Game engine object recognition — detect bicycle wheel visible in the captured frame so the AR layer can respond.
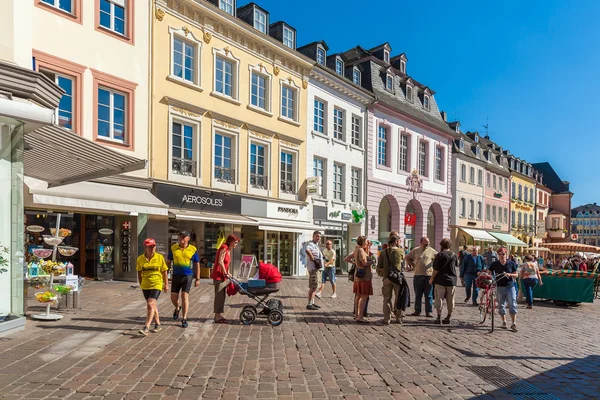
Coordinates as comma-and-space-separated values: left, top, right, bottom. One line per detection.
479, 290, 488, 324
490, 293, 495, 332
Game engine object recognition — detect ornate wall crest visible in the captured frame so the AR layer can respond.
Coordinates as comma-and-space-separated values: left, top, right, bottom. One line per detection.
155, 8, 165, 21
406, 169, 423, 198
203, 31, 212, 44
302, 80, 308, 89
182, 26, 191, 36
273, 65, 280, 76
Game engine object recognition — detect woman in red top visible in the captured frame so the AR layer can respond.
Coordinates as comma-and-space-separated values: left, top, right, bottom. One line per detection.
212, 234, 239, 323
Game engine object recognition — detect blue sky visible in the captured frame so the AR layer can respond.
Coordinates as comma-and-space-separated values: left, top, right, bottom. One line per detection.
250, 0, 599, 206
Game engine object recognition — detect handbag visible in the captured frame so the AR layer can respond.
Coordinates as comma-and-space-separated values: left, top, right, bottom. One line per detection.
355, 267, 366, 279
385, 248, 402, 286
348, 264, 356, 282
313, 258, 323, 270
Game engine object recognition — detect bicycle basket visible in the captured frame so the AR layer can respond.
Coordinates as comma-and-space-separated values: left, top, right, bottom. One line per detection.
476, 274, 493, 289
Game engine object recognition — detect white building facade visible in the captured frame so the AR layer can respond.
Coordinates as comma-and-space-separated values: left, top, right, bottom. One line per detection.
303, 62, 374, 275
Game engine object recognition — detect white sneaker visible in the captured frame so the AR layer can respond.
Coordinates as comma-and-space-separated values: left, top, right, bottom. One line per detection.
315, 292, 322, 299
331, 293, 337, 299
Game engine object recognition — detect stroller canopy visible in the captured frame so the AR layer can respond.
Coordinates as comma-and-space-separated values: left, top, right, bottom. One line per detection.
258, 262, 282, 283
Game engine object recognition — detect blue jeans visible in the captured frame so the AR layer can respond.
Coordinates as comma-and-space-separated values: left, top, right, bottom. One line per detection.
522, 278, 538, 306
413, 275, 433, 314
322, 267, 336, 283
463, 273, 479, 304
496, 285, 518, 315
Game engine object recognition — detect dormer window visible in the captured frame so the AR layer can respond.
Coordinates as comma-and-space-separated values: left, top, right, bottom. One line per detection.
459, 139, 464, 152
316, 46, 326, 65
352, 68, 361, 85
475, 146, 480, 158
400, 60, 406, 73
486, 152, 491, 163
219, 0, 234, 15
253, 9, 267, 33
499, 156, 504, 167
474, 133, 479, 143
423, 95, 430, 111
335, 57, 344, 76
282, 26, 294, 49
384, 50, 390, 63
406, 85, 413, 101
386, 74, 393, 91
455, 124, 460, 133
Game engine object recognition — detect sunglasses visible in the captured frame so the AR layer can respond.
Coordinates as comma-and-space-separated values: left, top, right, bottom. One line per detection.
498, 252, 506, 255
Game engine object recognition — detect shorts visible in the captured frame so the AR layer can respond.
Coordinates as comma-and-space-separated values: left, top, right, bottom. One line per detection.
171, 275, 193, 293
142, 289, 161, 300
322, 267, 336, 283
308, 270, 319, 290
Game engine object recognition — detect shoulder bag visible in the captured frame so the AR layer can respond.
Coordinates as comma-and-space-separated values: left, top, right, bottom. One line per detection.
385, 248, 402, 285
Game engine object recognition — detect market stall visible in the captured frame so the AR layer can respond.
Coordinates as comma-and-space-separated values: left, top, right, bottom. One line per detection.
533, 242, 600, 305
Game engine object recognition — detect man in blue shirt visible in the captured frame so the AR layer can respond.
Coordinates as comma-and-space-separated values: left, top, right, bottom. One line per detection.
459, 246, 486, 306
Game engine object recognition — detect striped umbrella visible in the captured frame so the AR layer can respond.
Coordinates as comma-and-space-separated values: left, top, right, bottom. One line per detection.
544, 242, 600, 253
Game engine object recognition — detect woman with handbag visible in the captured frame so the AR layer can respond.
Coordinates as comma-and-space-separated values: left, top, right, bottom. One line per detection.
353, 236, 374, 323
211, 234, 240, 324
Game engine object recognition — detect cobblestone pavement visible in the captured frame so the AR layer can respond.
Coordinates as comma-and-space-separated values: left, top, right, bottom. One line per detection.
1, 275, 600, 399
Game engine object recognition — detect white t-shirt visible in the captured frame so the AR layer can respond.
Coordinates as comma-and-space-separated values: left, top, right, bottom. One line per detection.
322, 248, 336, 268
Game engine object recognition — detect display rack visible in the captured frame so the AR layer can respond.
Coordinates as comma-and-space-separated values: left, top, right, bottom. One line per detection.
31, 214, 79, 321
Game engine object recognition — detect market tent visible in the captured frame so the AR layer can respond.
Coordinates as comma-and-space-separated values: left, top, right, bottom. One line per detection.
544, 242, 600, 254
488, 232, 528, 247
526, 247, 551, 252
459, 228, 497, 243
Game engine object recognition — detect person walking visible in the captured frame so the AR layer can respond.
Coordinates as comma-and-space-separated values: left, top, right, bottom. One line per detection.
378, 235, 404, 325
487, 247, 519, 331
429, 238, 458, 324
305, 231, 324, 310
211, 234, 240, 323
520, 254, 543, 309
484, 247, 498, 268
167, 231, 200, 329
316, 240, 337, 299
353, 236, 374, 323
406, 237, 438, 317
458, 245, 468, 266
136, 238, 168, 336
459, 246, 485, 306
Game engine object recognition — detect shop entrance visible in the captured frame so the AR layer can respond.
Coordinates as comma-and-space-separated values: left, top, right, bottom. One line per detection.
241, 225, 297, 276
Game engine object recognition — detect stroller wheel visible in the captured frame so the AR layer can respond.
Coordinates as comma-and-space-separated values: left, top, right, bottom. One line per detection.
267, 310, 283, 326
240, 306, 257, 325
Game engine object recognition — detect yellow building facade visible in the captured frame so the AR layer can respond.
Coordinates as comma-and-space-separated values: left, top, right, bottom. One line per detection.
510, 171, 536, 249
149, 0, 315, 276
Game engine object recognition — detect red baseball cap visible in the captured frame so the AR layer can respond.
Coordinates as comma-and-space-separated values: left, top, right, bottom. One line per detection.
143, 238, 156, 247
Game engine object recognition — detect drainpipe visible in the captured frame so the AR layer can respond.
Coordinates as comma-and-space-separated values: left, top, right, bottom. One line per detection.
147, 0, 154, 183
363, 97, 378, 236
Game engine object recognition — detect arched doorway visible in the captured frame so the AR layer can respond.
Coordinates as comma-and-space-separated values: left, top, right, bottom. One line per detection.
404, 199, 424, 250
378, 195, 400, 243
427, 203, 444, 250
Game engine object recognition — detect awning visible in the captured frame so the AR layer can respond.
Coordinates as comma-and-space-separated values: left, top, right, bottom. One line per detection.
172, 209, 257, 226
459, 228, 497, 243
25, 177, 168, 216
24, 125, 147, 187
250, 217, 318, 234
488, 232, 528, 247
544, 242, 600, 254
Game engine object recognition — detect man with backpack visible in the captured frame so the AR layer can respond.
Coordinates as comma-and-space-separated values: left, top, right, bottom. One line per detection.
377, 235, 404, 325
459, 246, 486, 306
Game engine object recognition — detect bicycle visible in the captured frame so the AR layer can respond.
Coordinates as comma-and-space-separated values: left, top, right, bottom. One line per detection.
476, 272, 505, 332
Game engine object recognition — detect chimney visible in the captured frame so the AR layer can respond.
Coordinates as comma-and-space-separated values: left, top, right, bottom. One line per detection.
440, 111, 447, 122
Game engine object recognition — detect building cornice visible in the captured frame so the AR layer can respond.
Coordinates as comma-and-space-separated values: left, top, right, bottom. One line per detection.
309, 67, 375, 105
156, 0, 314, 80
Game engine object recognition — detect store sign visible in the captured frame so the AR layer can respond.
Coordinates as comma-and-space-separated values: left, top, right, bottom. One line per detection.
99, 228, 114, 236
121, 221, 131, 272
278, 206, 298, 215
341, 213, 352, 221
571, 234, 579, 240
26, 225, 45, 233
492, 224, 502, 230
154, 183, 242, 214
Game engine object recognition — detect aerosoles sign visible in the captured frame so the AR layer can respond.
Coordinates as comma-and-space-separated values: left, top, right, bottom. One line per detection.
154, 183, 242, 214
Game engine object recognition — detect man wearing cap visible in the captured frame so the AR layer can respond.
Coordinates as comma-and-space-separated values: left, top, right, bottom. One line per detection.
136, 238, 168, 336
167, 231, 200, 328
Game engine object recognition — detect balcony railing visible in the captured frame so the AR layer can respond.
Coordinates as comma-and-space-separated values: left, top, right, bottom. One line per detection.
250, 174, 268, 189
280, 180, 296, 194
172, 158, 196, 177
215, 166, 235, 184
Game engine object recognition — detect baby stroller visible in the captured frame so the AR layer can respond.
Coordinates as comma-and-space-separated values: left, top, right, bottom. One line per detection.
230, 262, 284, 326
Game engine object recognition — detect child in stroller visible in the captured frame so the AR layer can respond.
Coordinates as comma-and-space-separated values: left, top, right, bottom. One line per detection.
230, 261, 284, 326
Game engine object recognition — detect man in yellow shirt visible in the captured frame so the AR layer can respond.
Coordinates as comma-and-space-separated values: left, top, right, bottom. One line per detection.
167, 231, 200, 328
406, 236, 438, 318
136, 238, 169, 336
316, 240, 337, 299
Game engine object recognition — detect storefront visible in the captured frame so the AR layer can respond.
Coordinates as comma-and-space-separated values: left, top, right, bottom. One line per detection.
313, 204, 364, 274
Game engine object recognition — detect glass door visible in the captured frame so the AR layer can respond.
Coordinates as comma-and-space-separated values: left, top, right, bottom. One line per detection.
279, 232, 294, 276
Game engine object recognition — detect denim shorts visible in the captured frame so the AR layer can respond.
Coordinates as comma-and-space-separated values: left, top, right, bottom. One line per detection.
322, 267, 336, 283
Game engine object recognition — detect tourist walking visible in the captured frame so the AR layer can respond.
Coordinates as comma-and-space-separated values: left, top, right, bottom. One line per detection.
353, 236, 374, 323
136, 238, 168, 336
211, 234, 239, 323
304, 231, 323, 310
520, 254, 543, 309
406, 237, 438, 317
167, 231, 200, 329
429, 238, 458, 324
377, 235, 404, 325
458, 245, 468, 266
484, 247, 498, 268
316, 240, 337, 299
487, 247, 519, 331
460, 246, 485, 306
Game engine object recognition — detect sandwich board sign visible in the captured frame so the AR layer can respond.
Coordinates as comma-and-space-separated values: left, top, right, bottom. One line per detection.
239, 254, 258, 279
